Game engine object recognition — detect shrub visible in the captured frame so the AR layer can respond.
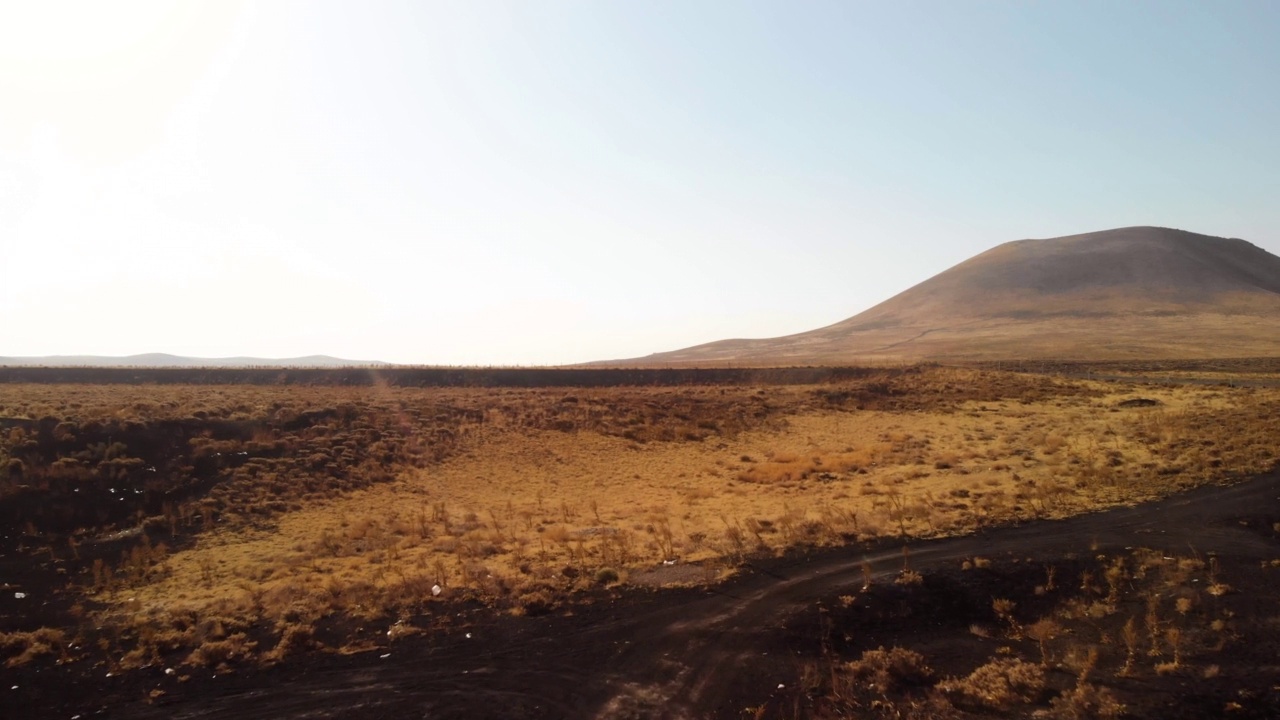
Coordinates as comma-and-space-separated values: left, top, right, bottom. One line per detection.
845, 646, 933, 692
1048, 682, 1125, 719
515, 588, 556, 616
937, 657, 1045, 710
185, 632, 257, 667
0, 627, 66, 667
261, 623, 315, 665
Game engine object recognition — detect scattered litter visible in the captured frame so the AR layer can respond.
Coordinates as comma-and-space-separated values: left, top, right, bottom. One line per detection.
105, 673, 112, 678
662, 559, 677, 566
164, 668, 175, 676
777, 683, 785, 690
380, 653, 391, 659
431, 584, 442, 596
465, 632, 472, 639
10, 686, 17, 690
13, 592, 25, 599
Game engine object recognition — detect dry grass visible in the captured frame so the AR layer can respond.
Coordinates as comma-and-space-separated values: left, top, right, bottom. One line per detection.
804, 537, 1267, 719
2, 365, 1277, 669
0, 628, 67, 667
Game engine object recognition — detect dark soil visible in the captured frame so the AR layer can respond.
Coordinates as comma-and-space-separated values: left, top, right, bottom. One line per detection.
5, 469, 1280, 719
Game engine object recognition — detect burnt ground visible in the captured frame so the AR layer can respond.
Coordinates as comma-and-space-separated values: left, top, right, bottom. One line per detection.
5, 470, 1280, 720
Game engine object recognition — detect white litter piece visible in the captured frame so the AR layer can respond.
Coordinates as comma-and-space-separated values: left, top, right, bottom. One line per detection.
431, 584, 442, 596
465, 633, 472, 639
13, 592, 25, 599
164, 668, 175, 676
777, 684, 785, 689
380, 653, 391, 659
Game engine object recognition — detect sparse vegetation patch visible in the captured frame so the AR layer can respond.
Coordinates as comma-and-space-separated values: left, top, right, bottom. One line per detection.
0, 363, 1276, 718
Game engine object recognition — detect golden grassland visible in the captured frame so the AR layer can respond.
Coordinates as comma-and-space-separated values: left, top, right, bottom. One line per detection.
1, 366, 1277, 670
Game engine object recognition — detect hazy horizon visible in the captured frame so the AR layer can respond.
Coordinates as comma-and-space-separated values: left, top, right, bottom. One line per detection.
4, 1, 1279, 365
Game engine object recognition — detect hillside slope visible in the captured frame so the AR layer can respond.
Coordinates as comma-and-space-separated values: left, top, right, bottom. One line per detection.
629, 227, 1280, 364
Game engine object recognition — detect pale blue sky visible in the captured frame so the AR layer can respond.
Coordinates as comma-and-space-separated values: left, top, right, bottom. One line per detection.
2, 1, 1278, 364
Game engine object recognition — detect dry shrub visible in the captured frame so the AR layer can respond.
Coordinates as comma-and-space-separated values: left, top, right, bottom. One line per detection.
261, 623, 315, 665
513, 583, 558, 616
0, 627, 66, 667
845, 646, 934, 693
895, 570, 924, 586
185, 632, 258, 667
937, 657, 1045, 710
1048, 682, 1125, 719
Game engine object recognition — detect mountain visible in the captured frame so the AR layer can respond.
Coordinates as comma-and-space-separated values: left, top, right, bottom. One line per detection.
628, 226, 1280, 364
0, 353, 386, 368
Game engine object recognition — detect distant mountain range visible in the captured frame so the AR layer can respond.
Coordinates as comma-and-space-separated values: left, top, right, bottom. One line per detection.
0, 353, 387, 368
619, 226, 1280, 364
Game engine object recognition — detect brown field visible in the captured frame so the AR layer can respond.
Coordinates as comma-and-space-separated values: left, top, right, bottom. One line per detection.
2, 364, 1278, 717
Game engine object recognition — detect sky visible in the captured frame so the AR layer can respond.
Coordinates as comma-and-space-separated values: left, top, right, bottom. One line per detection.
2, 1, 1279, 365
